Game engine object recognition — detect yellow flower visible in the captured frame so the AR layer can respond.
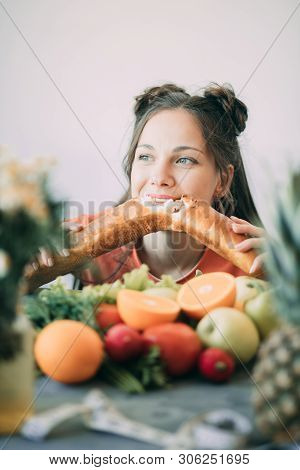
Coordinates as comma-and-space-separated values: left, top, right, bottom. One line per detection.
0, 148, 56, 221
0, 249, 11, 278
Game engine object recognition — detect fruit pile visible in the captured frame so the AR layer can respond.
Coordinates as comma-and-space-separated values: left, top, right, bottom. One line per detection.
25, 265, 280, 392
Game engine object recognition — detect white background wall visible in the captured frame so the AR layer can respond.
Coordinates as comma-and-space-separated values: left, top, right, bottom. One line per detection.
1, 0, 299, 233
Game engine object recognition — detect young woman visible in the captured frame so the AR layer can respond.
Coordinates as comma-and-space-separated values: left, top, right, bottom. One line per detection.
33, 83, 267, 286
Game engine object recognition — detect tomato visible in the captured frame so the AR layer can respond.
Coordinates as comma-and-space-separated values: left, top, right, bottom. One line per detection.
143, 323, 202, 376
95, 303, 123, 330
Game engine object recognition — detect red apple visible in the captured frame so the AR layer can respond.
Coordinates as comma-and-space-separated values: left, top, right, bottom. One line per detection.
104, 324, 143, 362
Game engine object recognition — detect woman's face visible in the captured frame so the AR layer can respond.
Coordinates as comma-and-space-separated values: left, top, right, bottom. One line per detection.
131, 109, 225, 203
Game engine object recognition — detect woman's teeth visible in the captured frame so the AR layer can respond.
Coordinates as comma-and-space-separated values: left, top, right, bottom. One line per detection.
140, 195, 172, 204
139, 195, 185, 212
153, 198, 169, 203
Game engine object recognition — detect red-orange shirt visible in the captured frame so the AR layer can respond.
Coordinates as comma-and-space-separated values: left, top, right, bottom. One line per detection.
67, 212, 263, 285
80, 243, 249, 285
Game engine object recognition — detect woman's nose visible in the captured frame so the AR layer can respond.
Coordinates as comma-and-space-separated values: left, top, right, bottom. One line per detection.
150, 174, 174, 187
150, 164, 175, 187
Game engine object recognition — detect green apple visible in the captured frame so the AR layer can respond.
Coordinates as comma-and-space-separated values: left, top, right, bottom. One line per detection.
244, 290, 280, 339
196, 307, 259, 363
143, 287, 178, 301
234, 276, 269, 311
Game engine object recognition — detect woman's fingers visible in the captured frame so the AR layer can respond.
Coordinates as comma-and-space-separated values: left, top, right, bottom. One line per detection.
37, 247, 54, 267
230, 216, 267, 274
24, 251, 50, 276
62, 221, 84, 233
27, 246, 70, 274
231, 217, 267, 272
231, 221, 265, 238
26, 220, 82, 273
58, 248, 70, 257
24, 260, 39, 275
230, 215, 250, 223
234, 237, 264, 252
250, 253, 267, 274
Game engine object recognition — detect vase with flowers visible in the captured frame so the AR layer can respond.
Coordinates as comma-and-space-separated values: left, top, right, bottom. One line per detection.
0, 147, 63, 434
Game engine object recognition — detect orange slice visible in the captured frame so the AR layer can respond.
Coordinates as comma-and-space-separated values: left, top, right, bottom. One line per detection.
117, 289, 180, 330
177, 272, 236, 319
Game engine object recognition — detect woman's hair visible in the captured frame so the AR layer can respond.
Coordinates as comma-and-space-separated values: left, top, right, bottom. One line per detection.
116, 82, 263, 227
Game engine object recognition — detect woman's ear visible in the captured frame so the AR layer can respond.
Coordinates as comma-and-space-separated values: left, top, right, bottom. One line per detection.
214, 165, 234, 198
225, 164, 234, 191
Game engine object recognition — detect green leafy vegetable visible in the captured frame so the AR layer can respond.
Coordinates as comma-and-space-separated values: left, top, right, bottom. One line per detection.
100, 359, 145, 394
23, 275, 127, 330
122, 264, 155, 291
155, 274, 181, 292
99, 346, 169, 393
23, 265, 181, 333
23, 277, 99, 329
128, 345, 169, 389
81, 279, 123, 304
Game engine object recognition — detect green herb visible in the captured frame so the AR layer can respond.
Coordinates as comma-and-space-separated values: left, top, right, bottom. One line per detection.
128, 346, 170, 389
23, 264, 183, 332
100, 358, 145, 394
99, 346, 169, 394
81, 279, 123, 304
155, 274, 181, 292
23, 278, 99, 330
122, 264, 155, 290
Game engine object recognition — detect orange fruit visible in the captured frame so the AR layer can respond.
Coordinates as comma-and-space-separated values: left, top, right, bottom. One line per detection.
34, 320, 104, 383
177, 272, 236, 319
117, 289, 180, 330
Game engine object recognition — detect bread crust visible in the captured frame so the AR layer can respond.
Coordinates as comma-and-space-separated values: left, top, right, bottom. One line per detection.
171, 196, 260, 275
24, 196, 263, 292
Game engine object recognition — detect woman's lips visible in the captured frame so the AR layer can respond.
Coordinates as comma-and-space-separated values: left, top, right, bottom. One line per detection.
145, 193, 177, 200
139, 194, 186, 210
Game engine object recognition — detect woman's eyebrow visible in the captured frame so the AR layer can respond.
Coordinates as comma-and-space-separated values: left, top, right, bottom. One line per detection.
136, 144, 204, 153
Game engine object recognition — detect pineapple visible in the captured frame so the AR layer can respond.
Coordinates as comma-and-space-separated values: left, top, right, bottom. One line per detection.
252, 171, 300, 444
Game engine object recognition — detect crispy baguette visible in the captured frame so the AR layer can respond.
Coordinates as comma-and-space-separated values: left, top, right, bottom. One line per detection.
24, 196, 263, 292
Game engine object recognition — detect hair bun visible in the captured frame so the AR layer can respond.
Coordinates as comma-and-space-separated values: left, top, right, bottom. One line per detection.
134, 83, 187, 118
204, 83, 248, 136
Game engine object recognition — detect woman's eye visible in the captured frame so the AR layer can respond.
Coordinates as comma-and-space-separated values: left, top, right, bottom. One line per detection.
137, 154, 151, 161
177, 156, 197, 165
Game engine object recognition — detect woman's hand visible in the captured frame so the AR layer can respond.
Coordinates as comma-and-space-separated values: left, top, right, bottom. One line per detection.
25, 221, 84, 273
230, 215, 267, 274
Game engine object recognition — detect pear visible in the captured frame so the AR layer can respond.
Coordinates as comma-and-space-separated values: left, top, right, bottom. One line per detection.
244, 290, 280, 339
234, 276, 269, 311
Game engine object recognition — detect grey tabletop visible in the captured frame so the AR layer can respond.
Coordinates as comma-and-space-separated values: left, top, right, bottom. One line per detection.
2, 366, 288, 450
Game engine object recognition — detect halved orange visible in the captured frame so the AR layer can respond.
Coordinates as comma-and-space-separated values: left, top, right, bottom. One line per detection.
117, 289, 180, 330
177, 272, 236, 319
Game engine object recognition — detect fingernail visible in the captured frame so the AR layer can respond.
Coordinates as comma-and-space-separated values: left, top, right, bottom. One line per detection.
47, 258, 54, 267
249, 264, 255, 274
32, 262, 38, 271
69, 223, 80, 231
62, 249, 69, 257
